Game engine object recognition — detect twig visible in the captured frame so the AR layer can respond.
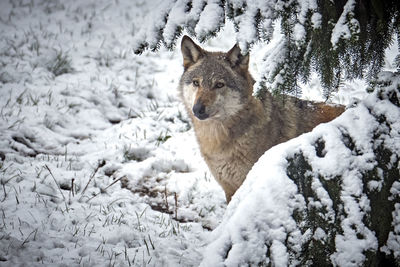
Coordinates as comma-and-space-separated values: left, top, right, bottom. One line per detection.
20, 228, 38, 248
143, 237, 150, 256
174, 192, 178, 220
148, 234, 155, 250
80, 160, 105, 200
71, 178, 75, 197
124, 245, 131, 267
45, 165, 65, 201
1, 174, 19, 202
1, 184, 6, 202
86, 176, 123, 202
164, 186, 169, 212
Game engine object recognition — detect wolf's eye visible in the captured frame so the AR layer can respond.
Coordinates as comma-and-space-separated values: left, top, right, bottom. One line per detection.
193, 80, 200, 87
216, 82, 225, 88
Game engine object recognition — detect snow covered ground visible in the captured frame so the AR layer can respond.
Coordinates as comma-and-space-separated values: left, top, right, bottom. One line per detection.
0, 1, 227, 265
0, 0, 397, 266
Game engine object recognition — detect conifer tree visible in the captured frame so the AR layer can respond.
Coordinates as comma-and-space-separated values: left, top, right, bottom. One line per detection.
133, 0, 400, 98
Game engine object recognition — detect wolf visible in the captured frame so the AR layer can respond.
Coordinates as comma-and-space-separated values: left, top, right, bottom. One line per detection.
178, 35, 345, 202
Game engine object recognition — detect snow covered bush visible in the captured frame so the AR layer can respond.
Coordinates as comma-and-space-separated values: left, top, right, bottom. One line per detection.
201, 72, 400, 266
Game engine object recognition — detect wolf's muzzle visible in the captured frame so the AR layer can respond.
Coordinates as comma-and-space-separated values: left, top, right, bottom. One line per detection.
192, 101, 209, 120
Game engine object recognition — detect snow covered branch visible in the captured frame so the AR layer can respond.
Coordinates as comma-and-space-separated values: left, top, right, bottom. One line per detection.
201, 72, 400, 266
133, 0, 400, 98
132, 0, 225, 53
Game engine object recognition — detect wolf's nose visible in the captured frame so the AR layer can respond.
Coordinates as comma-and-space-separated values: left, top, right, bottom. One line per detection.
193, 102, 208, 120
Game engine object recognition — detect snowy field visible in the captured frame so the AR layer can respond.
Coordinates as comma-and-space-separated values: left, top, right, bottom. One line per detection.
0, 0, 397, 266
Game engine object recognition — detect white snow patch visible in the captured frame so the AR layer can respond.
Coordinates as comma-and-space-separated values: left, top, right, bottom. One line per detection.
331, 0, 359, 48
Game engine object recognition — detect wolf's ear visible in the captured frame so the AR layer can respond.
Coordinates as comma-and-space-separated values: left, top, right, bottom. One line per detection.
181, 36, 204, 69
226, 44, 249, 71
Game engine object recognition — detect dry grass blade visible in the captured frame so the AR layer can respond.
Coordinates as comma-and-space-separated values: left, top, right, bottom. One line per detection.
86, 176, 124, 203
20, 228, 38, 248
44, 164, 65, 201
79, 160, 105, 201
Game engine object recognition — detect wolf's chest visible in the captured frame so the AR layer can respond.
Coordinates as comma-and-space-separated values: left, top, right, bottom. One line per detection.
202, 141, 255, 181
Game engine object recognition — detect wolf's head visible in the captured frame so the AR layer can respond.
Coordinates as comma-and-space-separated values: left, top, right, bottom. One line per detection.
179, 36, 255, 121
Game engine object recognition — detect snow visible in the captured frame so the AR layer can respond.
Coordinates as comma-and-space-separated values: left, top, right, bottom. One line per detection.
195, 0, 225, 41
311, 12, 322, 28
331, 0, 360, 48
162, 0, 188, 47
0, 0, 398, 266
293, 0, 318, 44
